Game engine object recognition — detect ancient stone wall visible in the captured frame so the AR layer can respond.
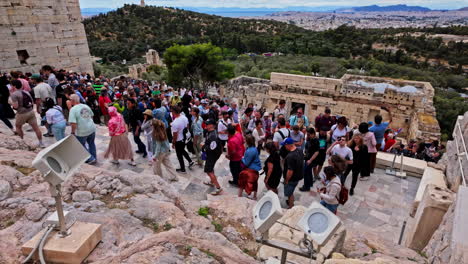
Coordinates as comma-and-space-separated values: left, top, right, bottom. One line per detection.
224, 72, 440, 141
0, 0, 93, 74
128, 49, 162, 79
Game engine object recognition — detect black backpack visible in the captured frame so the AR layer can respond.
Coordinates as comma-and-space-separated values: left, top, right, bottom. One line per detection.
277, 129, 290, 159
21, 91, 33, 109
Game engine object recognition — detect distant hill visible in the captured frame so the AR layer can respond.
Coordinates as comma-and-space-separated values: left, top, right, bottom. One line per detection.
81, 8, 114, 17
458, 7, 468, 11
337, 4, 431, 12
83, 5, 309, 62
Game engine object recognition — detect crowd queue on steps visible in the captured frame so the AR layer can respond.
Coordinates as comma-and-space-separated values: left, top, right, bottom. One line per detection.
0, 66, 445, 213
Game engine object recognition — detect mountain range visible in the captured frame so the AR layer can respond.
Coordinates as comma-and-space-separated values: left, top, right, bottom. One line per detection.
336, 4, 431, 12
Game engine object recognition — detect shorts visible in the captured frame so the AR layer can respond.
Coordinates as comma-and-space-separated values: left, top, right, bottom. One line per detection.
204, 152, 221, 173
15, 111, 37, 127
284, 181, 299, 197
315, 152, 326, 166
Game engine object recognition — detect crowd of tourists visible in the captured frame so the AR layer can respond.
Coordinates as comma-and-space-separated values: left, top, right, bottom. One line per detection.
0, 66, 445, 213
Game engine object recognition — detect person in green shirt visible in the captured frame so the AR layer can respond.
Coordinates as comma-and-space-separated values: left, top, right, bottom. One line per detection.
92, 79, 104, 96
112, 94, 125, 113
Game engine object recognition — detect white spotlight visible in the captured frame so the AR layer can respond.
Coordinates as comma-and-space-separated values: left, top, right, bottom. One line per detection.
253, 191, 283, 234
297, 201, 341, 246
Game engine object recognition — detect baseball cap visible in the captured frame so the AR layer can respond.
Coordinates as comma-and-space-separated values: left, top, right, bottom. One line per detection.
263, 112, 270, 117
201, 99, 208, 104
31, 73, 41, 79
205, 119, 216, 126
280, 137, 296, 146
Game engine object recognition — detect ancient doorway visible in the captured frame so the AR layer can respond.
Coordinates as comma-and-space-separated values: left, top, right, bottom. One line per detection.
290, 102, 306, 116
367, 109, 381, 123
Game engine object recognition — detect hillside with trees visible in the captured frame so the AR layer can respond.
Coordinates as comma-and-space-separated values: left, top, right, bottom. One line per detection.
84, 5, 467, 139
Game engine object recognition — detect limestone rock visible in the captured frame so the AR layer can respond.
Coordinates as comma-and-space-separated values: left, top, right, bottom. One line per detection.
128, 195, 188, 227
24, 202, 47, 222
18, 176, 33, 187
324, 257, 397, 264
343, 230, 426, 263
72, 191, 93, 203
0, 165, 24, 187
0, 180, 12, 201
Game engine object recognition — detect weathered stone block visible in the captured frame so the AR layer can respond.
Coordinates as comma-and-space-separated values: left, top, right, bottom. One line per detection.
411, 167, 447, 217
405, 184, 454, 251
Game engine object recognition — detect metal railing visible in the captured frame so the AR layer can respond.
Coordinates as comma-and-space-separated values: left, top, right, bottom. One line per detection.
453, 116, 467, 187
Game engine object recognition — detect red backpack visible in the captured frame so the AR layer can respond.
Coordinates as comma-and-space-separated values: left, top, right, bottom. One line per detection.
332, 182, 349, 205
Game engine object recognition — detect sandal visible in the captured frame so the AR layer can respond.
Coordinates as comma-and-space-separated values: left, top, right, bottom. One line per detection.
203, 181, 214, 187
210, 188, 223, 196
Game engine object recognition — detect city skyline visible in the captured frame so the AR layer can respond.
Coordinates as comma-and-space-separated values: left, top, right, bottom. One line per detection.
79, 0, 468, 10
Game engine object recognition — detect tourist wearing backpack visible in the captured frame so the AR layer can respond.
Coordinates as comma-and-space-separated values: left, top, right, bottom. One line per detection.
272, 117, 290, 158
44, 97, 67, 141
10, 80, 44, 147
318, 166, 342, 214
202, 119, 223, 195
171, 106, 194, 173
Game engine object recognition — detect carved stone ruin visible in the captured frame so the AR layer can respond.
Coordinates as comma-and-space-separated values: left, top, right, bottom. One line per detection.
222, 72, 441, 142
0, 0, 93, 74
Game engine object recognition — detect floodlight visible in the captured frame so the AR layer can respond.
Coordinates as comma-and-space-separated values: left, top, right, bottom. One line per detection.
253, 191, 283, 234
32, 135, 90, 186
297, 201, 341, 246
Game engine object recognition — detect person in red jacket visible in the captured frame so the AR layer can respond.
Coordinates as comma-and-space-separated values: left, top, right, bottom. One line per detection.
226, 124, 245, 186
98, 88, 112, 125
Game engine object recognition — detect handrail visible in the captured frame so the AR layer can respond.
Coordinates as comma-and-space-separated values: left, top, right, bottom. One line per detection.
453, 118, 467, 187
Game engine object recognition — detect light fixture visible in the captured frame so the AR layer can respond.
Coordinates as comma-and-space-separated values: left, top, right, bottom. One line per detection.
297, 201, 341, 246
253, 190, 283, 234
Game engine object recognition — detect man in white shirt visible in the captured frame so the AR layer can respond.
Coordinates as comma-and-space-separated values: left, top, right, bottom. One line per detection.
32, 74, 55, 137
327, 137, 353, 164
218, 111, 231, 149
171, 106, 194, 173
273, 117, 290, 150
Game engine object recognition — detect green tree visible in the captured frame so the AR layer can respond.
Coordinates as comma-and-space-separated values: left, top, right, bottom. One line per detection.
163, 43, 234, 88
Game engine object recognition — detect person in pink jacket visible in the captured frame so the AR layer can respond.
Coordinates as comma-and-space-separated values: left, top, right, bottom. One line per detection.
104, 107, 136, 166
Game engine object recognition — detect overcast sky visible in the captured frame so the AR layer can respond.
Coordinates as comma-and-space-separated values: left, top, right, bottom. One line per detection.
79, 0, 468, 9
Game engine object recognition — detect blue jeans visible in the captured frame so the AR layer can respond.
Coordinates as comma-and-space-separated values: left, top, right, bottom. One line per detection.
51, 121, 66, 141
320, 200, 338, 214
76, 132, 97, 162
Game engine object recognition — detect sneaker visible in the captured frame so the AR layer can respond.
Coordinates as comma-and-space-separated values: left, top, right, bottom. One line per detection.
210, 188, 223, 196
38, 142, 45, 148
188, 161, 195, 168
350, 188, 354, 196
360, 176, 369, 181
88, 159, 97, 165
176, 169, 187, 174
135, 150, 142, 154
299, 187, 310, 192
128, 161, 137, 166
110, 160, 120, 165
142, 153, 147, 158
43, 133, 53, 137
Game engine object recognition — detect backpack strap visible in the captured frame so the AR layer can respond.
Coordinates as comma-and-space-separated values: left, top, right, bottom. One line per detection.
278, 130, 285, 139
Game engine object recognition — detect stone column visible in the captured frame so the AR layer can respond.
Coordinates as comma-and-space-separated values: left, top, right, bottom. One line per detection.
405, 184, 454, 251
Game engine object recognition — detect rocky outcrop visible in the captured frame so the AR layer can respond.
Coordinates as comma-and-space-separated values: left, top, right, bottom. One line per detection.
441, 111, 468, 192
343, 230, 426, 264
0, 144, 260, 264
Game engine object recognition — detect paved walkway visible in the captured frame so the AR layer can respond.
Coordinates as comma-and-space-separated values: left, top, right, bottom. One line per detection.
33, 124, 420, 244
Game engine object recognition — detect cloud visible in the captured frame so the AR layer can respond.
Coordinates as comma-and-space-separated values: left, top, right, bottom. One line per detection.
79, 0, 468, 9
